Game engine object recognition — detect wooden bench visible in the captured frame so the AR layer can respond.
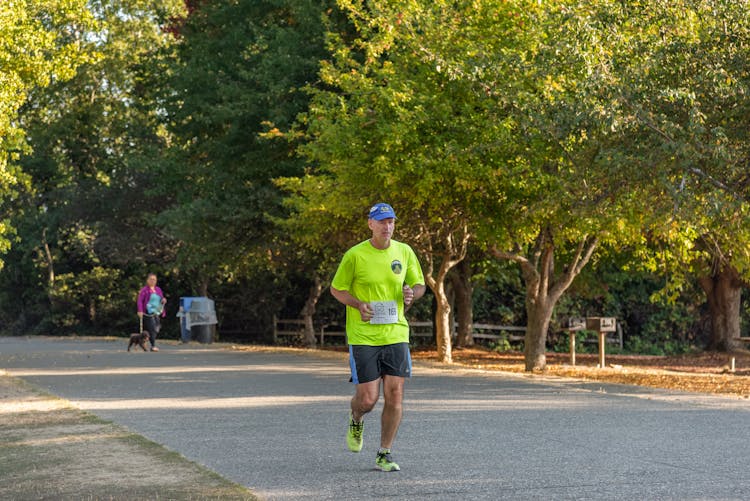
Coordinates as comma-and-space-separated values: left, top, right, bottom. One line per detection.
470, 323, 525, 343
408, 321, 434, 339
274, 318, 529, 346
272, 317, 305, 344
319, 322, 346, 345
273, 317, 348, 345
407, 320, 527, 344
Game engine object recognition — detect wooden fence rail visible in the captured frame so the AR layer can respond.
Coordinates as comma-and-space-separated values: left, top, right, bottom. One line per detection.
273, 317, 623, 349
273, 317, 529, 345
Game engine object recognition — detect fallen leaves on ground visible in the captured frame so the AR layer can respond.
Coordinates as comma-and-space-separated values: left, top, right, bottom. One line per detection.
411, 347, 750, 398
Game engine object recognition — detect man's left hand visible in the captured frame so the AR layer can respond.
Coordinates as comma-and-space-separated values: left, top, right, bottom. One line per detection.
403, 285, 414, 306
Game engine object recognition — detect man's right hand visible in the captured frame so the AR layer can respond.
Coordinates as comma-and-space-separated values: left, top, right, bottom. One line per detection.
331, 287, 372, 321
357, 302, 373, 322
137, 312, 144, 318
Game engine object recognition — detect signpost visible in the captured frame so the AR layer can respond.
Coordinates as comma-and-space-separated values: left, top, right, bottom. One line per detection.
564, 317, 586, 366
586, 317, 617, 368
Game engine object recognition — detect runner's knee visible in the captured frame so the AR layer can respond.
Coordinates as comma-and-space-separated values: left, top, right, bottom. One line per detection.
358, 392, 379, 411
383, 382, 404, 406
353, 385, 379, 411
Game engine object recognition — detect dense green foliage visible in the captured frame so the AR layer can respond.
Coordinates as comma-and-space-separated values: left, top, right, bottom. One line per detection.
0, 0, 184, 335
2, 0, 750, 366
0, 0, 95, 267
156, 0, 334, 287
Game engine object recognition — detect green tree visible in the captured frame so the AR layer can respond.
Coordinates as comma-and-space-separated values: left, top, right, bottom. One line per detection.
290, 0, 655, 369
2, 0, 184, 333
615, 0, 750, 351
292, 1, 533, 362
274, 175, 361, 346
0, 0, 95, 268
156, 0, 334, 298
477, 0, 644, 370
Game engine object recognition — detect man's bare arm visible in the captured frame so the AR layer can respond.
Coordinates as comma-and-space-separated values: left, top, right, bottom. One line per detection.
402, 284, 427, 309
330, 286, 373, 321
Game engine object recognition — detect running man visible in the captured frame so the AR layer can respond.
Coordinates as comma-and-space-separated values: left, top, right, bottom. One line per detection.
330, 202, 426, 472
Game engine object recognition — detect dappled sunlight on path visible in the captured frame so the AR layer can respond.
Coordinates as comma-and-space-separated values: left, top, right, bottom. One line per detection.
76, 395, 350, 410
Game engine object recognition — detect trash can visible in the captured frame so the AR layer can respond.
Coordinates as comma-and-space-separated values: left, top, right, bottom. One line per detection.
194, 324, 217, 343
177, 297, 194, 343
177, 296, 217, 344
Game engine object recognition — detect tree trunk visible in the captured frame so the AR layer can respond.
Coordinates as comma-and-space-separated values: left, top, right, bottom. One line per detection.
699, 264, 743, 352
41, 228, 55, 286
424, 261, 460, 364
300, 275, 324, 348
451, 258, 474, 348
524, 297, 555, 371
433, 280, 452, 363
493, 232, 599, 372
198, 276, 209, 297
447, 279, 456, 341
41, 228, 58, 311
420, 223, 471, 364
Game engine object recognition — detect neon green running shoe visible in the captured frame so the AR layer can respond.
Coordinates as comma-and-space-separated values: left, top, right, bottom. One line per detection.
375, 450, 400, 472
347, 414, 364, 452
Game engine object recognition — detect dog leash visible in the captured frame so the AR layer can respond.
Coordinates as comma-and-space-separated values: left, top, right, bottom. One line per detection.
140, 315, 143, 333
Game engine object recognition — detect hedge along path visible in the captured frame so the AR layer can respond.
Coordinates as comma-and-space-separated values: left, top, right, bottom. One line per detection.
0, 372, 257, 501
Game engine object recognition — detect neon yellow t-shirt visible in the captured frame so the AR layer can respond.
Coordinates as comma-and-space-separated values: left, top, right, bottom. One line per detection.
331, 239, 425, 346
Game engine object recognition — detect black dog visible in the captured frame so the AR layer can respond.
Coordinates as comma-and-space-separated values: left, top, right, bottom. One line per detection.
127, 331, 149, 352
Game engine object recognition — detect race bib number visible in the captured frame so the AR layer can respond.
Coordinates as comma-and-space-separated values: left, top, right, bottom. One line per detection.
369, 300, 398, 324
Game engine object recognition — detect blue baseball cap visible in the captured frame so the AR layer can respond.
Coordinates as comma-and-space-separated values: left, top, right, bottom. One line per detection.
368, 202, 397, 220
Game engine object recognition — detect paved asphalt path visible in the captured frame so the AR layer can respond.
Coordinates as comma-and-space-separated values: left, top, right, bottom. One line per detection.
2, 337, 750, 500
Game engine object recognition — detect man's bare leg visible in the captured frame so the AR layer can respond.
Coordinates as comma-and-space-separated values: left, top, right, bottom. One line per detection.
380, 375, 405, 449
351, 379, 380, 421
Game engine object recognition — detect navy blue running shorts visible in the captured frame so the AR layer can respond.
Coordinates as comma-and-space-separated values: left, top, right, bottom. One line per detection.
348, 342, 412, 384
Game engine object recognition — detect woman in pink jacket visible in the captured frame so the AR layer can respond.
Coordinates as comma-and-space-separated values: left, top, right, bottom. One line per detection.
137, 273, 167, 352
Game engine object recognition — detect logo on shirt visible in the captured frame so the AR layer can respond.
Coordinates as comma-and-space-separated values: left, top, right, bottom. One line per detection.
391, 260, 402, 274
